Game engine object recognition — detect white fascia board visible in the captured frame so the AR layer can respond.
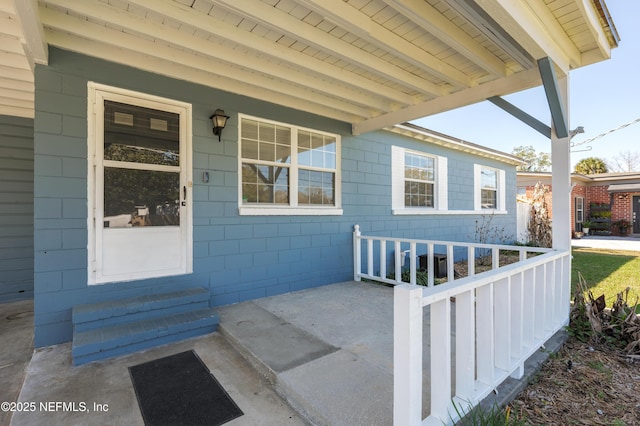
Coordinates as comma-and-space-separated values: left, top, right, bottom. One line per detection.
386, 124, 525, 166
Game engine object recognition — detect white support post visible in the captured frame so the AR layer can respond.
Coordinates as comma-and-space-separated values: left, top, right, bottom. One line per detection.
551, 74, 571, 252
394, 284, 424, 426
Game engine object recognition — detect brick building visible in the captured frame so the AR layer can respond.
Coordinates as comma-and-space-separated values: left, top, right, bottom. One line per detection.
517, 172, 640, 237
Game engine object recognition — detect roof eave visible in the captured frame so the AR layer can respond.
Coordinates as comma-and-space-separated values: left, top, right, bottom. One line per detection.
387, 123, 525, 166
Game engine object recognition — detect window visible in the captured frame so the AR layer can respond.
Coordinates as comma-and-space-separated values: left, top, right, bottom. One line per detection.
88, 83, 192, 284
481, 168, 498, 208
474, 165, 506, 211
575, 197, 584, 223
239, 115, 341, 215
404, 152, 435, 207
392, 146, 447, 214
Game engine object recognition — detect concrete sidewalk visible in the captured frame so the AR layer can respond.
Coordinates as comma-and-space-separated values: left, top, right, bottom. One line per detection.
571, 235, 640, 252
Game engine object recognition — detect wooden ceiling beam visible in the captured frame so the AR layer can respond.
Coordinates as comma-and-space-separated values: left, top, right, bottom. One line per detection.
43, 28, 364, 124
456, 0, 577, 74
13, 0, 48, 66
385, 0, 507, 78
352, 67, 542, 134
45, 0, 389, 113
298, 0, 471, 88
214, 0, 446, 97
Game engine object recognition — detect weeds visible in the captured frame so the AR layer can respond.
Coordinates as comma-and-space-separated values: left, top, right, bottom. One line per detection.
450, 400, 527, 425
569, 272, 640, 354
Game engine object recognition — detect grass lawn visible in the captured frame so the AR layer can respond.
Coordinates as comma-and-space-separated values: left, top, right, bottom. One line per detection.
571, 247, 640, 309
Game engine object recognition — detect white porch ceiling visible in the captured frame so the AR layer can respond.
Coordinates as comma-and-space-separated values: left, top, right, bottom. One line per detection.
0, 0, 619, 134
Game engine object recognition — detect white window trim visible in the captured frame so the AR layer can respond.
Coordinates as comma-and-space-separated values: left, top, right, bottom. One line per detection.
238, 114, 342, 216
474, 164, 506, 212
391, 145, 448, 215
87, 82, 193, 284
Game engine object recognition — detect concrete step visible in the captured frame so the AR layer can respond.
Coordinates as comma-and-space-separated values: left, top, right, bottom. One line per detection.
218, 301, 338, 384
73, 308, 219, 365
72, 287, 210, 332
71, 288, 218, 365
217, 282, 399, 426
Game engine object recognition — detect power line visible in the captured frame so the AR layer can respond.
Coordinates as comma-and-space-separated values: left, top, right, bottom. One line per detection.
571, 117, 640, 147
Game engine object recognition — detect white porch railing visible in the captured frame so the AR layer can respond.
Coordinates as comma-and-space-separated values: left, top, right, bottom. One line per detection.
352, 225, 571, 425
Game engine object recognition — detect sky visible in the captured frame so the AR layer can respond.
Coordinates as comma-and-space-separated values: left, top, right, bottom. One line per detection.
412, 0, 639, 170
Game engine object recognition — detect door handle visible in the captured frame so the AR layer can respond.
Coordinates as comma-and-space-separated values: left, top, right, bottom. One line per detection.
182, 186, 187, 206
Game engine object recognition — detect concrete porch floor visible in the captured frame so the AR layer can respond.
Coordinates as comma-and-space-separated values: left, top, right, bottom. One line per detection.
3, 281, 565, 426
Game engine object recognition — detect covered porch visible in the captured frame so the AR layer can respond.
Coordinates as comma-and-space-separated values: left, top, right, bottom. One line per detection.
10, 276, 567, 426
0, 1, 620, 424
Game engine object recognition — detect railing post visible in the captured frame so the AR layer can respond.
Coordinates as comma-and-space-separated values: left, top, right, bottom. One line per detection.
394, 284, 423, 426
467, 246, 475, 277
430, 297, 452, 421
353, 224, 361, 281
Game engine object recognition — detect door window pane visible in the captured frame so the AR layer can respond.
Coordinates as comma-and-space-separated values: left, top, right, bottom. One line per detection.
104, 101, 179, 166
104, 168, 180, 227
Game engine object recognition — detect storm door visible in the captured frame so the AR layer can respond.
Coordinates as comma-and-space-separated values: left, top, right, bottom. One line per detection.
88, 84, 192, 284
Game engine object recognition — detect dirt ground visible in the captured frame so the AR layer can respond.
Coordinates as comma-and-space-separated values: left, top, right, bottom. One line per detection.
508, 336, 640, 425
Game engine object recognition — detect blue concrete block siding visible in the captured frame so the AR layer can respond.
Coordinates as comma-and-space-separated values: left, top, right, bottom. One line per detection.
0, 115, 34, 303
32, 48, 516, 347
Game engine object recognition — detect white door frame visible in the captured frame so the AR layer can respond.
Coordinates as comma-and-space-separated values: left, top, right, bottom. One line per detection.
87, 82, 193, 284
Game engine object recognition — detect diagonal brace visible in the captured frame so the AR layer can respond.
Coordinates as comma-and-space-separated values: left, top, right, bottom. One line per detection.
487, 96, 551, 138
538, 57, 569, 138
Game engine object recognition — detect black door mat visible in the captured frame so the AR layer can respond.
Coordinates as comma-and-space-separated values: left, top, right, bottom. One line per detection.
129, 350, 243, 426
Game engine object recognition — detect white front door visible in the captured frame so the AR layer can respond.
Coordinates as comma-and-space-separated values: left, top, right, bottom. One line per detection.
88, 83, 192, 284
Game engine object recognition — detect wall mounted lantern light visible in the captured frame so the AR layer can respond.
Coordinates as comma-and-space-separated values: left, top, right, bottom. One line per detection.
210, 109, 230, 142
